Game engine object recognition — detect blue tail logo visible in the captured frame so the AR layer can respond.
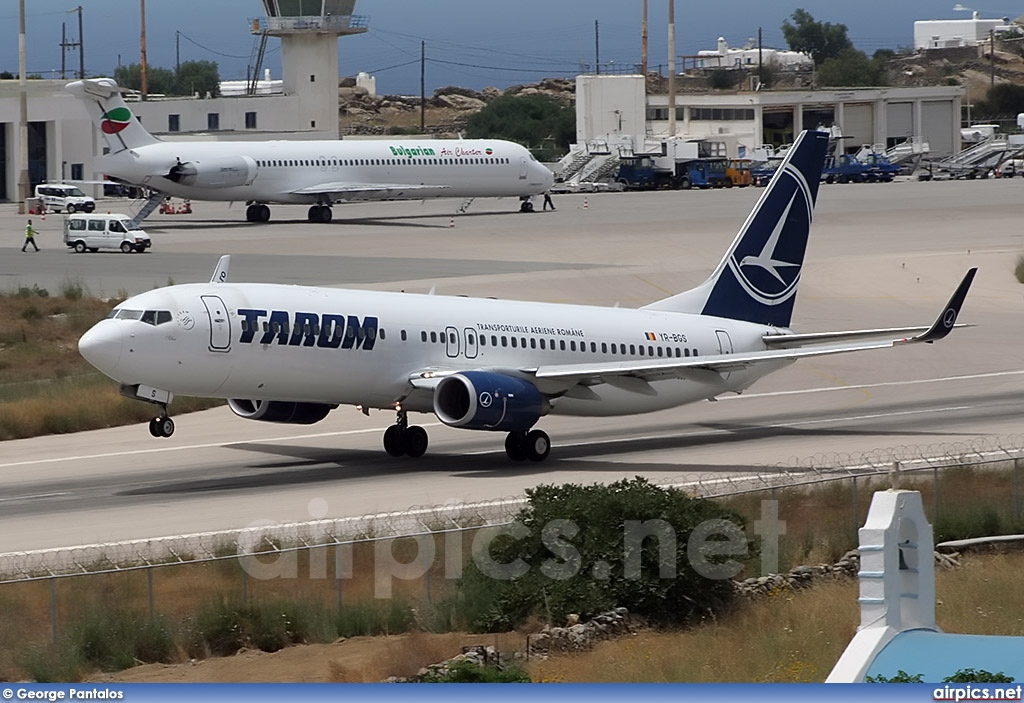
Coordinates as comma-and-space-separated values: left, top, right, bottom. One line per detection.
701, 130, 828, 327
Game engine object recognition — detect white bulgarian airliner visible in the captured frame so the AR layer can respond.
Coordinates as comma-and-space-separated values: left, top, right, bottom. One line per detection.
65, 78, 554, 223
78, 130, 975, 462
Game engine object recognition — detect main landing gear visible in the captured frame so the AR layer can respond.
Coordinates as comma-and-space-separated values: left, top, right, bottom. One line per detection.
382, 410, 429, 458
148, 408, 175, 438
504, 429, 550, 462
307, 205, 333, 223
245, 203, 271, 222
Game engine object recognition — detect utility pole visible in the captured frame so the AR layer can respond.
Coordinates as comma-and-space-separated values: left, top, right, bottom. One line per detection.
77, 5, 84, 79
758, 27, 763, 87
60, 8, 85, 80
176, 31, 180, 75
667, 0, 676, 137
990, 29, 995, 89
420, 40, 425, 132
595, 20, 600, 74
18, 0, 29, 214
641, 0, 648, 77
140, 0, 148, 98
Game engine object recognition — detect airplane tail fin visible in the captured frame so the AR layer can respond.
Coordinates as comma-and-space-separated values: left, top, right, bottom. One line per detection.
643, 129, 829, 327
65, 78, 159, 153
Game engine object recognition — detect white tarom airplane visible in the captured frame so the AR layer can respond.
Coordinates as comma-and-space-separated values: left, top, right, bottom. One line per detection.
78, 130, 975, 462
65, 78, 554, 223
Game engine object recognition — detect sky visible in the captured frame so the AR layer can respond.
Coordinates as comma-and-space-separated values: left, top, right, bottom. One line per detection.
2, 1, 1021, 96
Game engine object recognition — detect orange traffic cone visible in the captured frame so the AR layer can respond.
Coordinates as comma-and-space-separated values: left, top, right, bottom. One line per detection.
449, 216, 455, 228
582, 197, 589, 209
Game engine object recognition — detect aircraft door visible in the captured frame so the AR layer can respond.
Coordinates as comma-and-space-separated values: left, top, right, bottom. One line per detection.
444, 325, 460, 358
715, 329, 733, 382
519, 157, 528, 180
463, 327, 478, 359
201, 295, 231, 353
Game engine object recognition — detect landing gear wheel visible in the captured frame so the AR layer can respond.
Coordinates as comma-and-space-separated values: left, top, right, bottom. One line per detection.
403, 426, 428, 458
320, 206, 332, 223
524, 429, 550, 462
307, 205, 321, 222
505, 431, 528, 461
383, 425, 405, 457
246, 204, 258, 222
519, 201, 535, 213
148, 416, 174, 438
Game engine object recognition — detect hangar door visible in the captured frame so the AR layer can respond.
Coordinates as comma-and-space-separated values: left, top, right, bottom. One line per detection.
842, 104, 874, 148
922, 101, 956, 158
887, 102, 914, 147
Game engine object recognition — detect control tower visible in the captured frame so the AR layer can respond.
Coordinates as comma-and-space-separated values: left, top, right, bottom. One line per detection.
255, 0, 368, 134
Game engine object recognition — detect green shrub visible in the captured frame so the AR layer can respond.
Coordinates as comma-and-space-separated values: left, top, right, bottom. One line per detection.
456, 477, 752, 631
67, 610, 174, 671
944, 668, 1013, 683
866, 670, 924, 682
192, 599, 335, 656
335, 600, 415, 638
1015, 255, 1024, 284
423, 660, 531, 683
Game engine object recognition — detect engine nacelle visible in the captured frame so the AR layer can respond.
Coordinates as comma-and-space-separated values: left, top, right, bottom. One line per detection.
227, 399, 335, 424
433, 371, 546, 432
166, 155, 256, 189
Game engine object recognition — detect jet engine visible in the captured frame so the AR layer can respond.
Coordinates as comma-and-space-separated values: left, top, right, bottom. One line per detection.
433, 371, 547, 432
227, 399, 335, 424
165, 155, 257, 188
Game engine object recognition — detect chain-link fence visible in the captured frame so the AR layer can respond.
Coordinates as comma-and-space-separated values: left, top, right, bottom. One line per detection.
2, 433, 1023, 655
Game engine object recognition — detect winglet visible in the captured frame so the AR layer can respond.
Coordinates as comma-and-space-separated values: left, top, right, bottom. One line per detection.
909, 268, 976, 344
210, 255, 230, 284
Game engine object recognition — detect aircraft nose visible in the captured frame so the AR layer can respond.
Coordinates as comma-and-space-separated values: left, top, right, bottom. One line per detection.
78, 321, 124, 377
541, 164, 555, 189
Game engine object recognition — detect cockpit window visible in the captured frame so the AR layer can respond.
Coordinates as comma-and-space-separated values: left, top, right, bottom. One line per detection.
116, 309, 144, 320
140, 310, 173, 326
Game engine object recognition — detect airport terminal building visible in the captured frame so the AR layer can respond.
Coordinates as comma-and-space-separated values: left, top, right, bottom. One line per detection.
576, 74, 964, 159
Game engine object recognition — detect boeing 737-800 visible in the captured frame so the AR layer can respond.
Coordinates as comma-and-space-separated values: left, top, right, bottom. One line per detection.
78, 130, 975, 462
66, 78, 554, 223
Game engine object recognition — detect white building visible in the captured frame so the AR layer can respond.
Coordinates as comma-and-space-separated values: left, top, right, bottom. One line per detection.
576, 74, 964, 159
696, 37, 813, 71
914, 12, 1016, 49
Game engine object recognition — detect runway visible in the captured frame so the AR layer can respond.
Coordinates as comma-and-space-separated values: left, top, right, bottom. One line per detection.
0, 177, 1021, 553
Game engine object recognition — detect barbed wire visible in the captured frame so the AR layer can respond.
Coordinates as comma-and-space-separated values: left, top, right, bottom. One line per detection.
2, 433, 1023, 584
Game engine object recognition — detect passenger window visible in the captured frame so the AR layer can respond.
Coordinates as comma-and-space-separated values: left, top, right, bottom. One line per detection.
401, 330, 407, 341
468, 333, 475, 345
511, 337, 518, 348
684, 348, 690, 357
539, 339, 545, 350
378, 329, 385, 340
639, 346, 645, 356
88, 220, 105, 231
570, 341, 576, 352
611, 343, 617, 353
590, 342, 597, 353
491, 335, 497, 346
501, 336, 508, 347
430, 331, 437, 343
110, 221, 125, 233
529, 338, 536, 349
694, 348, 699, 356
480, 335, 486, 346
629, 344, 636, 355
421, 331, 427, 342
70, 220, 86, 231
675, 348, 681, 358
601, 342, 607, 353
560, 340, 566, 351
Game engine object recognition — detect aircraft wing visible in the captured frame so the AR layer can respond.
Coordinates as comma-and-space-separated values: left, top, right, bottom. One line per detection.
289, 181, 450, 199
529, 268, 976, 387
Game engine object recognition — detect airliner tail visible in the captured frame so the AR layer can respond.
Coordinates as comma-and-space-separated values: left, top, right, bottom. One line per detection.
643, 129, 829, 327
66, 78, 159, 153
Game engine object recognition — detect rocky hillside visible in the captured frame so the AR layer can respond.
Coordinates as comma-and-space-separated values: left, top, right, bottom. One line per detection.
338, 42, 1024, 136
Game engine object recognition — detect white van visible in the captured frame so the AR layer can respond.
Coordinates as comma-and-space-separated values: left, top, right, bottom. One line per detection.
35, 184, 96, 214
63, 214, 151, 253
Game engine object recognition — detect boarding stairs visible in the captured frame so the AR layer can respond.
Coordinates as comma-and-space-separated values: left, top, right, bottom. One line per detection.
130, 191, 166, 228
556, 147, 596, 183
885, 136, 930, 171
935, 135, 1017, 177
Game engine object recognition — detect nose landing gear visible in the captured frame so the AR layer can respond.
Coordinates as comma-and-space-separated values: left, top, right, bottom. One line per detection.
148, 409, 175, 438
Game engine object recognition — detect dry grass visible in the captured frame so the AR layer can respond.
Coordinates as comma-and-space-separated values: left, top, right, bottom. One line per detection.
0, 287, 224, 440
527, 550, 1024, 682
